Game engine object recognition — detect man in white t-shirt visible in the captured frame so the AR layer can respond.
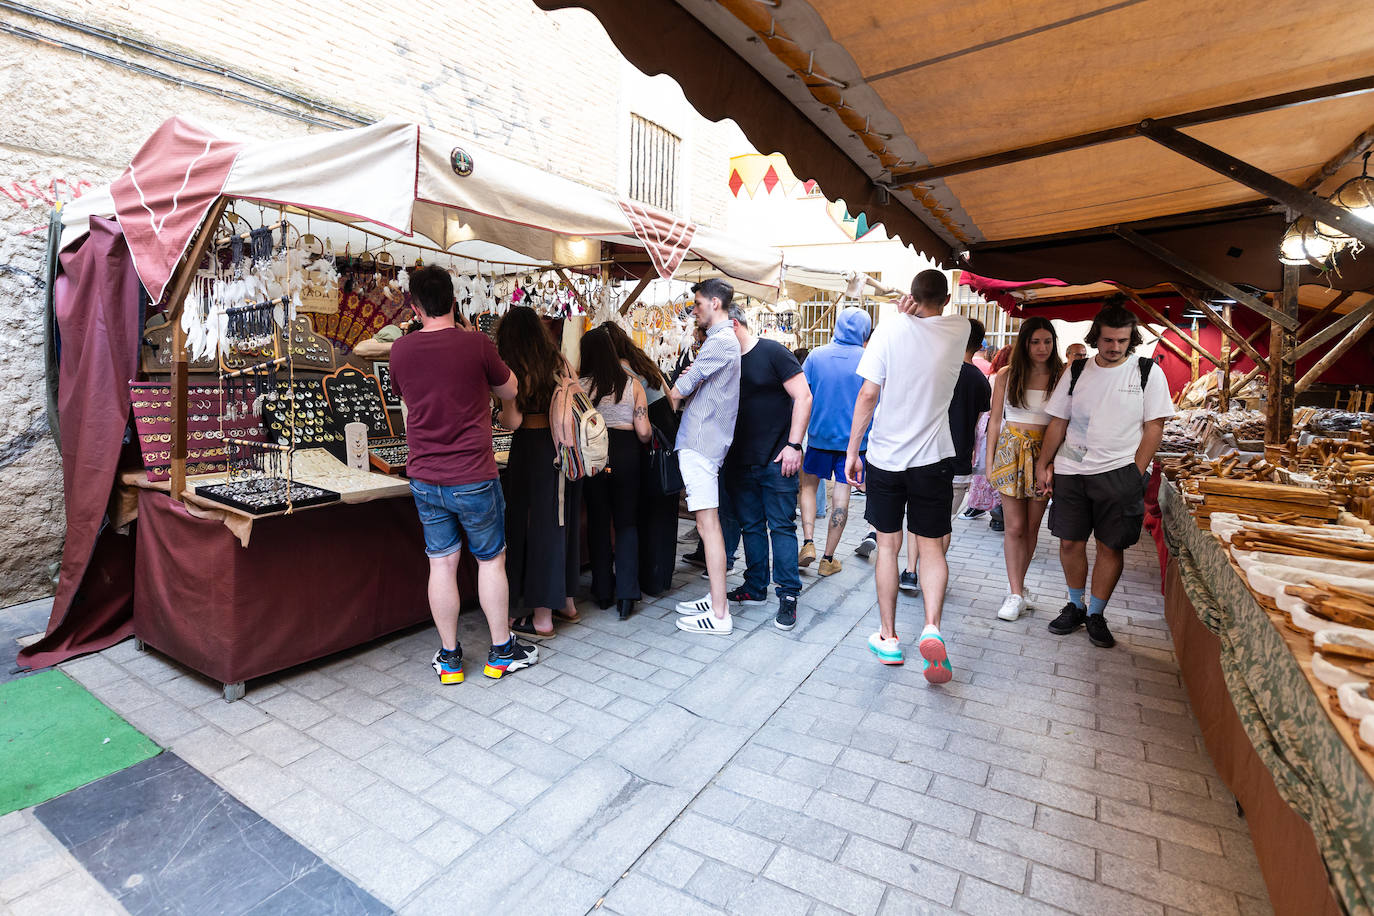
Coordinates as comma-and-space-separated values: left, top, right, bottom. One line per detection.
846, 270, 970, 682
1035, 297, 1174, 649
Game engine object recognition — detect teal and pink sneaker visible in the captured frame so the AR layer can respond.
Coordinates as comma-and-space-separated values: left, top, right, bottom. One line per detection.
919, 625, 952, 684
868, 632, 903, 665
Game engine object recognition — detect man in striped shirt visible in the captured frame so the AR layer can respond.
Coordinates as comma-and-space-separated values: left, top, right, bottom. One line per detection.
669, 278, 742, 635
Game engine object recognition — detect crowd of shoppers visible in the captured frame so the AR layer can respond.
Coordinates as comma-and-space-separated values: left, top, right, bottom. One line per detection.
392, 266, 1168, 684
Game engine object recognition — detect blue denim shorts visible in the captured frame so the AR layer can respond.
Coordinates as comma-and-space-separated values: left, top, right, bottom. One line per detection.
409, 478, 506, 560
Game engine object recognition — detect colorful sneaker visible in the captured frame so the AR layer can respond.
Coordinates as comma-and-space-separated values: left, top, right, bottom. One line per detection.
726, 586, 768, 606
855, 531, 878, 558
431, 647, 464, 685
775, 595, 797, 631
483, 637, 539, 679
1085, 613, 1117, 648
919, 625, 952, 684
899, 571, 920, 593
1047, 602, 1086, 635
676, 594, 716, 615
677, 610, 733, 635
818, 557, 842, 577
868, 632, 903, 665
997, 594, 1027, 621
799, 541, 816, 568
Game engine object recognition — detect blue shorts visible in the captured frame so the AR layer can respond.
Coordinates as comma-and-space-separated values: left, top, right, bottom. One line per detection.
802, 447, 863, 484
410, 478, 506, 560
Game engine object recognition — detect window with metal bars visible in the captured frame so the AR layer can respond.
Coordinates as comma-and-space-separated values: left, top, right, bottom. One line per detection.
628, 115, 681, 212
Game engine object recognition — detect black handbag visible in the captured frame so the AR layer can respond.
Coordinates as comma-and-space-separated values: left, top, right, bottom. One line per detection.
647, 425, 684, 495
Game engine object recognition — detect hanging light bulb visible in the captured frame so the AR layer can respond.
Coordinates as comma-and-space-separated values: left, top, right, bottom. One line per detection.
1317, 152, 1374, 241
1279, 217, 1336, 267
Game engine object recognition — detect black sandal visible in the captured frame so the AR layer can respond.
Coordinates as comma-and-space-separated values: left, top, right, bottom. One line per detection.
510, 615, 555, 639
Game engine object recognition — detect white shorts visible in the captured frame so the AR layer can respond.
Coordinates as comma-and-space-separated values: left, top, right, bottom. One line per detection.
678, 447, 720, 512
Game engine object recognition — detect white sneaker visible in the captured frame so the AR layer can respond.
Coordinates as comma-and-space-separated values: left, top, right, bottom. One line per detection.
676, 595, 716, 615
677, 610, 733, 635
997, 594, 1027, 621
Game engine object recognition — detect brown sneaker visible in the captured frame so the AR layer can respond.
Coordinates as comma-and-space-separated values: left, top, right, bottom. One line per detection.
799, 541, 816, 567
818, 557, 842, 576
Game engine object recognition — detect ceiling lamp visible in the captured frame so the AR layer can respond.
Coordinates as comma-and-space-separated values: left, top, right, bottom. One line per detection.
1316, 152, 1373, 242
1280, 217, 1337, 267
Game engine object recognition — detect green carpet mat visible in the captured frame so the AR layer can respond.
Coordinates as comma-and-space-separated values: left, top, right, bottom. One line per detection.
0, 669, 160, 815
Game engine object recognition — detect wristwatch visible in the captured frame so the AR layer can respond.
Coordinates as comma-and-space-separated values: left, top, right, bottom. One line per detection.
786, 441, 803, 450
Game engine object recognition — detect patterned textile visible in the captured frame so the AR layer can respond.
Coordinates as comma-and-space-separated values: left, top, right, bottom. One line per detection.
1160, 482, 1374, 915
618, 199, 696, 279
316, 282, 409, 355
989, 425, 1046, 500
966, 413, 1001, 512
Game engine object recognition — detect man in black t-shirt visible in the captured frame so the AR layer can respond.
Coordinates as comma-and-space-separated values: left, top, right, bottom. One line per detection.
719, 309, 813, 631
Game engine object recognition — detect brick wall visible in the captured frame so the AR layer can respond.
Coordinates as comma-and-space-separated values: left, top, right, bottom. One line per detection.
0, 0, 741, 606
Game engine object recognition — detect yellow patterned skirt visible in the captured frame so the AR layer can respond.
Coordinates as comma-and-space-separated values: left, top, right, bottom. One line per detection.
989, 425, 1047, 500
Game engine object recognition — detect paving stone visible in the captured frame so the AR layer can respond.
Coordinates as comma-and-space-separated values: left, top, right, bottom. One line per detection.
956, 875, 1073, 916
868, 782, 977, 837
170, 724, 251, 775
267, 786, 368, 854
763, 846, 886, 915
715, 763, 814, 809
638, 841, 705, 888
276, 667, 346, 701
90, 677, 162, 716
552, 697, 630, 739
320, 686, 396, 725
490, 730, 582, 781
975, 814, 1096, 880
1099, 798, 1223, 855
214, 755, 307, 812
1097, 751, 1211, 796
253, 689, 331, 730
328, 826, 438, 908
426, 775, 516, 834
358, 744, 445, 794
926, 775, 1036, 827
346, 778, 441, 842
905, 824, 1028, 892
727, 877, 813, 916
685, 859, 756, 907
191, 694, 271, 734
238, 719, 322, 767
492, 700, 572, 742
122, 699, 202, 744
9, 871, 123, 916
1028, 864, 1164, 916
803, 790, 911, 848
287, 747, 380, 801
667, 811, 777, 873
1100, 854, 1241, 915
429, 702, 514, 748
490, 768, 553, 806
603, 873, 725, 916
307, 714, 389, 760
986, 768, 1098, 818
837, 835, 962, 907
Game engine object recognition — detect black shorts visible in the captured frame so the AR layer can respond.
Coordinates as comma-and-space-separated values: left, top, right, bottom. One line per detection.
1048, 465, 1147, 551
864, 459, 956, 538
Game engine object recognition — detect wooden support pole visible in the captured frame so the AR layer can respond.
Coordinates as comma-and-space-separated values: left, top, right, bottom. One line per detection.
1287, 300, 1374, 364
1230, 364, 1265, 399
168, 197, 228, 500
617, 273, 654, 316
1266, 264, 1300, 445
1298, 291, 1353, 336
1171, 285, 1268, 369
1295, 309, 1374, 394
1113, 286, 1223, 368
1150, 330, 1195, 366
1219, 302, 1232, 411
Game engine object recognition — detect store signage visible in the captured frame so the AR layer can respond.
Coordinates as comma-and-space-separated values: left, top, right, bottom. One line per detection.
450, 148, 474, 177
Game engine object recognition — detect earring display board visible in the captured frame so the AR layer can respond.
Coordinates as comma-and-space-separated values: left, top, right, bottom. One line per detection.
373, 360, 401, 409
322, 366, 394, 438
194, 477, 340, 516
130, 383, 264, 481
261, 379, 345, 448
285, 316, 336, 371
221, 330, 281, 373
140, 319, 218, 375
367, 436, 408, 475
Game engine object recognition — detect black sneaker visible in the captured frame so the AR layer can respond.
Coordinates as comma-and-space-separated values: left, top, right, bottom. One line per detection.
682, 547, 706, 569
855, 531, 878, 558
989, 517, 1005, 532
1047, 602, 1086, 636
774, 595, 797, 631
431, 647, 464, 685
899, 571, 920, 593
1085, 614, 1116, 648
958, 507, 986, 520
484, 637, 539, 679
726, 585, 768, 606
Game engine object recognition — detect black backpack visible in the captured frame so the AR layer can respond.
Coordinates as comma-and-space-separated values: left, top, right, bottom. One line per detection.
1066, 356, 1154, 396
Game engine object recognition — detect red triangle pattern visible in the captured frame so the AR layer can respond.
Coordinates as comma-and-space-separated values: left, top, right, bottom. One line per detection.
762, 165, 780, 194
728, 169, 744, 197
618, 199, 698, 280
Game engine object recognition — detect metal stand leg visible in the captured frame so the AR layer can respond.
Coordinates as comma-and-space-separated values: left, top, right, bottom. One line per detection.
133, 638, 147, 652
223, 682, 246, 703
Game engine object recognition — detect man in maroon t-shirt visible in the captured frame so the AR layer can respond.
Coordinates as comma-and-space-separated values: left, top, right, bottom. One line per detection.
390, 265, 539, 684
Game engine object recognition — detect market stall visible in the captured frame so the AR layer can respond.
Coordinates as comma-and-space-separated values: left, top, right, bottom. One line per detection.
23, 116, 784, 698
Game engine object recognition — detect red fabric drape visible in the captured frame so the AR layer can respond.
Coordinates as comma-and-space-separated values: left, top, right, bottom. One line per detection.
20, 217, 143, 668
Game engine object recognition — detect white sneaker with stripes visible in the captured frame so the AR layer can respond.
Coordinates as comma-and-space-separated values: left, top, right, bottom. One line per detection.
676, 610, 733, 635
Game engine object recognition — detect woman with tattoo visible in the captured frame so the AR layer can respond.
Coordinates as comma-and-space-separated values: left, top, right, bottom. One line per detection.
579, 326, 653, 619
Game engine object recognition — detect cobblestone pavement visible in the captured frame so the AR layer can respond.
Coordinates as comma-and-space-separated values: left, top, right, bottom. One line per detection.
1, 503, 1272, 915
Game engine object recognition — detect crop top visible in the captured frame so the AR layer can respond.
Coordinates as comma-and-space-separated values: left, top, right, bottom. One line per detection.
579, 377, 637, 429
1001, 388, 1050, 426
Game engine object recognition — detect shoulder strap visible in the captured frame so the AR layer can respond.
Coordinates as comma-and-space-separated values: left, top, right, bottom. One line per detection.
1138, 356, 1154, 390
1066, 357, 1088, 396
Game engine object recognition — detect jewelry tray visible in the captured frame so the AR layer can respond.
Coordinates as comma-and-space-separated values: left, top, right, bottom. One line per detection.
323, 366, 394, 438
368, 436, 408, 475
195, 477, 340, 516
130, 382, 264, 481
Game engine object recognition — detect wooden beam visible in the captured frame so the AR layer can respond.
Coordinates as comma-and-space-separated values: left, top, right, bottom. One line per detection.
1115, 227, 1298, 329
1218, 301, 1232, 411
168, 197, 228, 500
1171, 286, 1268, 369
1302, 124, 1374, 191
966, 202, 1278, 254
1230, 364, 1265, 398
1266, 265, 1300, 445
1296, 309, 1374, 393
1150, 329, 1195, 366
892, 75, 1374, 187
1287, 300, 1374, 364
1112, 285, 1223, 369
617, 273, 654, 316
1297, 290, 1353, 336
1138, 119, 1374, 251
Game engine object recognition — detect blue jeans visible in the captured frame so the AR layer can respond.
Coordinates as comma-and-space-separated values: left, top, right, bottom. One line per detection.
721, 461, 801, 598
410, 478, 506, 560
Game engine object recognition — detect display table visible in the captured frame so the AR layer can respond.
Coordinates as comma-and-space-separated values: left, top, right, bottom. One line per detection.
133, 489, 470, 700
1160, 481, 1372, 915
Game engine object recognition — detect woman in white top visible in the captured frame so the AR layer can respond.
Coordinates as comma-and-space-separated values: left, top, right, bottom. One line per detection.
986, 317, 1064, 621
579, 326, 652, 620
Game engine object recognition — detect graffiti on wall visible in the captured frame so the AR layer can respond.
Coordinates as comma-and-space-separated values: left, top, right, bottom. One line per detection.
0, 176, 93, 236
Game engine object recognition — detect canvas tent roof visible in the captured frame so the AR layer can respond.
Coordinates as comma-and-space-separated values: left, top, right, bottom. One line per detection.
60, 116, 784, 302
540, 0, 1374, 291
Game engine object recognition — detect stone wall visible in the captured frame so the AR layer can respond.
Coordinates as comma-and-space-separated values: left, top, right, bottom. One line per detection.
0, 1, 742, 607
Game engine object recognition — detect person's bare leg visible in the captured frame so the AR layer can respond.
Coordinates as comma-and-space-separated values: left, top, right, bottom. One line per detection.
1002, 496, 1030, 595
696, 508, 729, 618
904, 530, 919, 575
1024, 498, 1049, 582
800, 472, 819, 542
528, 606, 554, 634
875, 530, 902, 640
823, 483, 851, 559
475, 554, 511, 646
1090, 541, 1126, 603
428, 552, 463, 650
916, 536, 949, 628
1060, 539, 1088, 592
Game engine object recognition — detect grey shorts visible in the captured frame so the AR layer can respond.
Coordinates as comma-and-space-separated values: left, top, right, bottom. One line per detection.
1048, 465, 1147, 551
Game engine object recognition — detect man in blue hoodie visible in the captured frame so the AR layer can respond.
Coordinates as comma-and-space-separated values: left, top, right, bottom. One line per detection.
798, 306, 872, 576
